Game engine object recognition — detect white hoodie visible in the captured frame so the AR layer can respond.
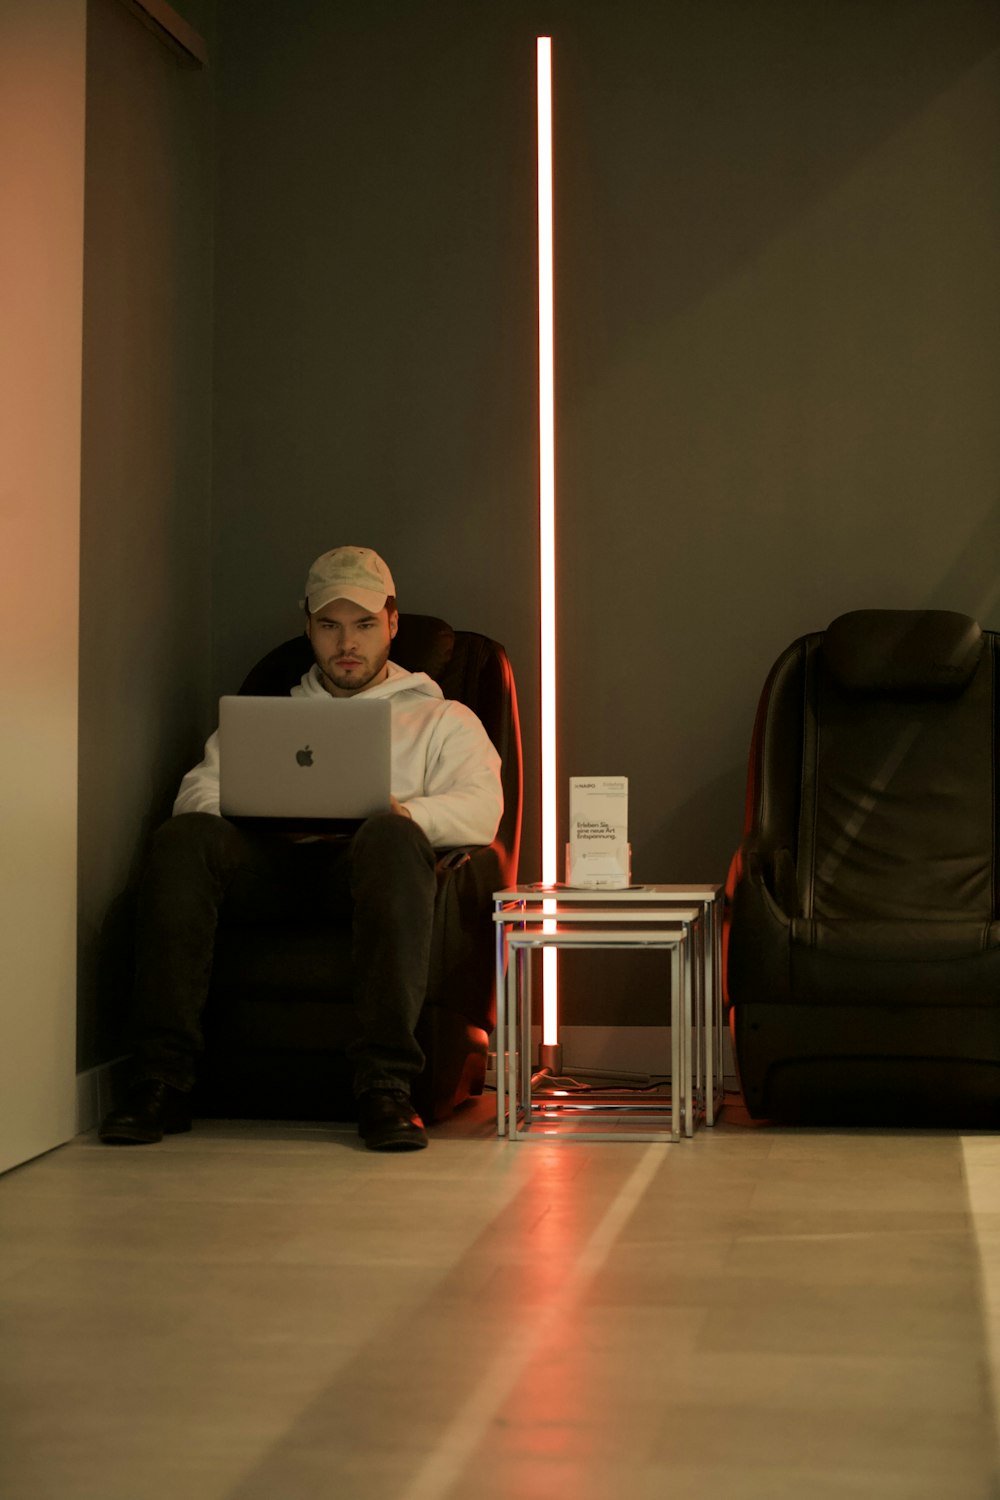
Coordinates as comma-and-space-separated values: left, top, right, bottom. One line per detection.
173, 662, 503, 850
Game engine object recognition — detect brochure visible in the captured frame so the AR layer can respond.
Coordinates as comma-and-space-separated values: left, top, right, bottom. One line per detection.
567, 776, 629, 888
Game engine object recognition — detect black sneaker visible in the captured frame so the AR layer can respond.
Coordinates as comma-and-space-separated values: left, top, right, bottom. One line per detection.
99, 1079, 193, 1145
356, 1088, 428, 1152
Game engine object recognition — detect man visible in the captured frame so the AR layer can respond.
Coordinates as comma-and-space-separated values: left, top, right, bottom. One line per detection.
100, 546, 503, 1152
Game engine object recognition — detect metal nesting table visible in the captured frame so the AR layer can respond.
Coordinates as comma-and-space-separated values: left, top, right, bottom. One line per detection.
492, 884, 724, 1143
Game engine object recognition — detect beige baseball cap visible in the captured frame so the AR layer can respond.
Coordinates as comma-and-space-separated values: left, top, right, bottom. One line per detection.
301, 546, 396, 615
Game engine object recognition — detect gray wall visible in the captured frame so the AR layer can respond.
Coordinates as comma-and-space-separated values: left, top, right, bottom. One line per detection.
211, 0, 1000, 1026
77, 0, 215, 1069
211, 0, 542, 852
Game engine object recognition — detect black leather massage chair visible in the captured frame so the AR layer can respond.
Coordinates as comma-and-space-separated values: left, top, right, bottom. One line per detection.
727, 609, 1000, 1125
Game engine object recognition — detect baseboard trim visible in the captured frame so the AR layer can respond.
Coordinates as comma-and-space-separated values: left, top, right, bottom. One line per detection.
76, 1058, 127, 1135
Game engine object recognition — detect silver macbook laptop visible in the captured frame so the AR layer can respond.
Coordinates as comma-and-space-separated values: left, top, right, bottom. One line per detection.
218, 696, 392, 824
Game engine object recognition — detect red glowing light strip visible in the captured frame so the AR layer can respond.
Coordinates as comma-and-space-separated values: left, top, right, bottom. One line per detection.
537, 36, 558, 1044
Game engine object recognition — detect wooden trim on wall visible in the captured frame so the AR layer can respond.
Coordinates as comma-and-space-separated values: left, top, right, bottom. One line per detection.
118, 0, 208, 67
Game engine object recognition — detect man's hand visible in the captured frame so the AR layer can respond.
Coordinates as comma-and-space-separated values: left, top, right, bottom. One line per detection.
389, 795, 412, 819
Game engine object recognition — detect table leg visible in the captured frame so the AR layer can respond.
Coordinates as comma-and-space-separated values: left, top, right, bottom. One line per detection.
693, 913, 705, 1117
495, 911, 506, 1138
521, 945, 533, 1129
670, 944, 681, 1143
708, 896, 723, 1123
506, 941, 519, 1141
683, 935, 695, 1137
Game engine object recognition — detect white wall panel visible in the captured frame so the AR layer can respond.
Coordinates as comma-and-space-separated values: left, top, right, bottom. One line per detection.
0, 0, 87, 1173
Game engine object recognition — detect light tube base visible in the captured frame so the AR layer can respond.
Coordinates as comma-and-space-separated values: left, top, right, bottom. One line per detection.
539, 1041, 564, 1076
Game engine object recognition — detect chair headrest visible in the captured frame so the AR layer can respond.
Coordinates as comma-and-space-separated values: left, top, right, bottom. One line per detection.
238, 613, 456, 697
823, 610, 983, 697
392, 614, 455, 679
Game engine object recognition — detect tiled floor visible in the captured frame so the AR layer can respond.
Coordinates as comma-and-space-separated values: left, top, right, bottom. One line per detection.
2, 1099, 999, 1499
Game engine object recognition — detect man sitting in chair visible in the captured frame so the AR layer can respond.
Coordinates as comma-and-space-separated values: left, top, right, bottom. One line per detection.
100, 546, 503, 1152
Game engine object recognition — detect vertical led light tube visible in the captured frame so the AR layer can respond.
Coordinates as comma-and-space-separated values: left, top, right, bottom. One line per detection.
537, 36, 559, 1047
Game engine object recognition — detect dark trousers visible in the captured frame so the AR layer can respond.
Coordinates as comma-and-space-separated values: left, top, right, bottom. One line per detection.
131, 811, 437, 1096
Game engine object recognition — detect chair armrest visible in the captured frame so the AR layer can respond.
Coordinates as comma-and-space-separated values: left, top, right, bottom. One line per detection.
726, 839, 799, 1013
741, 839, 800, 919
435, 846, 477, 872
428, 842, 505, 1031
435, 840, 512, 885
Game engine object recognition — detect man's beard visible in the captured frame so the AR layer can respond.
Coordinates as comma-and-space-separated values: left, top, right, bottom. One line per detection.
315, 645, 390, 695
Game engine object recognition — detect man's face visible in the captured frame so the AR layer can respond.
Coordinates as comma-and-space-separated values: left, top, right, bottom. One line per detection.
306, 597, 398, 697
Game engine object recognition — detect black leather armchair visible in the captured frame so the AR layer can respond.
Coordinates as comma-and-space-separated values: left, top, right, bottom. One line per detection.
727, 609, 1000, 1124
195, 614, 522, 1123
